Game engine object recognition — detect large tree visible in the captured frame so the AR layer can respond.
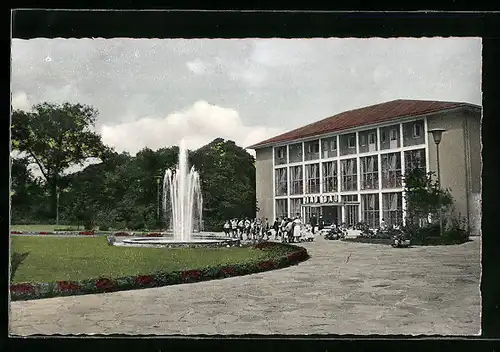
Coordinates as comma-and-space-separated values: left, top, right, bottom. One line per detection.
11, 102, 110, 220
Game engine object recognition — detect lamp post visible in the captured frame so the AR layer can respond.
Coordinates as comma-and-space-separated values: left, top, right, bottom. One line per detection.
154, 175, 162, 230
428, 128, 446, 237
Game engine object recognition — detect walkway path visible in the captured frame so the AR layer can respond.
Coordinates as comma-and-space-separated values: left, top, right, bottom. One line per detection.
9, 237, 481, 335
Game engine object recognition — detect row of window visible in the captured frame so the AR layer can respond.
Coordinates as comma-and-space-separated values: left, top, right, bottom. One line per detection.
275, 149, 426, 195
275, 192, 404, 228
275, 120, 425, 165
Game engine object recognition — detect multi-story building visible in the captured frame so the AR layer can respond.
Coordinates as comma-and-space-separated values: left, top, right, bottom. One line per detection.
248, 99, 482, 235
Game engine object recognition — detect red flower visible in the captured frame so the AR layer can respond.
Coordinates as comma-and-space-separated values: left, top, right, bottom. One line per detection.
95, 278, 116, 291
146, 232, 162, 237
39, 231, 52, 235
254, 241, 276, 250
114, 232, 130, 236
287, 251, 306, 262
222, 266, 238, 276
59, 281, 81, 292
79, 230, 95, 236
181, 269, 202, 281
11, 283, 35, 294
135, 275, 154, 286
11, 230, 23, 234
258, 260, 276, 270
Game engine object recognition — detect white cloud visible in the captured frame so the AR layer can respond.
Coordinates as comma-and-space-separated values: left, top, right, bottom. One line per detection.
186, 59, 208, 74
11, 91, 31, 111
100, 100, 284, 156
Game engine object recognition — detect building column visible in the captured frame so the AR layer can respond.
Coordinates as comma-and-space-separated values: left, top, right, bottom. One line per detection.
424, 117, 432, 224
319, 138, 323, 195
377, 127, 383, 225
400, 123, 406, 225
356, 132, 362, 223
272, 147, 276, 220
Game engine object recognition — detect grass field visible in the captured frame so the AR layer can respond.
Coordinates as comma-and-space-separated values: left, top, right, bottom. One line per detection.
10, 224, 82, 232
10, 236, 269, 283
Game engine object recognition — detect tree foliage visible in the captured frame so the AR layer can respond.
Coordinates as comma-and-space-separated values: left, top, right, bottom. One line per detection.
11, 103, 111, 219
403, 167, 453, 226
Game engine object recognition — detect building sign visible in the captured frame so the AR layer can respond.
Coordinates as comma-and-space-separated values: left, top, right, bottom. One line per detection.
303, 194, 339, 205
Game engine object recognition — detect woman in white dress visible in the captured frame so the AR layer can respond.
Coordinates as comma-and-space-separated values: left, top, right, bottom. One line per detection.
293, 217, 302, 243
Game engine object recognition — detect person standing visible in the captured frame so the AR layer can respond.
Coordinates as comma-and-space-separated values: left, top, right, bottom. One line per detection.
273, 218, 280, 240
244, 218, 251, 240
293, 216, 302, 242
223, 220, 230, 237
263, 218, 270, 240
310, 215, 318, 234
231, 218, 237, 238
318, 215, 324, 231
237, 218, 244, 240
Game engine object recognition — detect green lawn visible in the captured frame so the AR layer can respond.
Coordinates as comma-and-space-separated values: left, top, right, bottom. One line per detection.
10, 224, 81, 232
10, 236, 269, 283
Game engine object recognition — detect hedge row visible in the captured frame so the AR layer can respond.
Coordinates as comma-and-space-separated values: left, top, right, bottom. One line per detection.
9, 241, 309, 301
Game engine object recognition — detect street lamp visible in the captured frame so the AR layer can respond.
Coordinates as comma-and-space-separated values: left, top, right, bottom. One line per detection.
154, 175, 162, 230
428, 128, 446, 236
56, 186, 60, 226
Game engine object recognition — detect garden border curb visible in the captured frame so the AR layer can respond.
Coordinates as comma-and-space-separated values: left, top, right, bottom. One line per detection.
10, 242, 309, 301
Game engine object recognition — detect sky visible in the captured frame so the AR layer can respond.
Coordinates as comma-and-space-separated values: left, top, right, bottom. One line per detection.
11, 37, 482, 173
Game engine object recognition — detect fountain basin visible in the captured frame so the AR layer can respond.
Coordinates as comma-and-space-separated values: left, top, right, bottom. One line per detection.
118, 236, 240, 248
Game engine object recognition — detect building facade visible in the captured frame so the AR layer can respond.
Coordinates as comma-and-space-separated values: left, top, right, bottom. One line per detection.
249, 100, 481, 235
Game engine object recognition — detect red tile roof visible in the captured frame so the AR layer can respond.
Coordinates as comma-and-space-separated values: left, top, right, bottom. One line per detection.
248, 99, 480, 149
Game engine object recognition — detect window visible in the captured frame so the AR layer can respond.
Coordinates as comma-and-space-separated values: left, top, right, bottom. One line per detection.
275, 199, 288, 219
274, 168, 287, 196
305, 140, 320, 161
360, 134, 367, 146
412, 123, 422, 138
382, 192, 403, 226
362, 194, 380, 229
305, 163, 320, 194
289, 165, 303, 195
289, 143, 303, 163
404, 149, 426, 173
348, 136, 356, 148
381, 153, 402, 188
341, 158, 358, 192
322, 161, 338, 193
368, 133, 376, 145
381, 130, 387, 142
360, 155, 379, 190
274, 146, 287, 165
290, 198, 303, 219
390, 128, 398, 141
330, 139, 337, 151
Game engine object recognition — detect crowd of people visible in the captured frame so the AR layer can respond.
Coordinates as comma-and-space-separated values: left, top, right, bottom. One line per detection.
222, 215, 316, 243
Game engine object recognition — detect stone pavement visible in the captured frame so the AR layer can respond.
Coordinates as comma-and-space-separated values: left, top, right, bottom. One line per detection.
9, 236, 481, 336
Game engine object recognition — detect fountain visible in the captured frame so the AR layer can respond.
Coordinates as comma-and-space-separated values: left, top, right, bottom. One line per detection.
119, 139, 239, 248
163, 139, 203, 241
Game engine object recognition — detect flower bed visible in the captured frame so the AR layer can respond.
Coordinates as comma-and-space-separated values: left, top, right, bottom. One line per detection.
342, 237, 393, 245
79, 230, 95, 236
9, 241, 309, 301
144, 232, 163, 237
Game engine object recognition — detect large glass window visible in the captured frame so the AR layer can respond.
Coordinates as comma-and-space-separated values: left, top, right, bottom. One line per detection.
321, 136, 337, 158
339, 133, 357, 156
382, 192, 403, 226
362, 193, 380, 229
404, 148, 426, 173
360, 155, 379, 190
275, 199, 288, 219
358, 129, 378, 153
305, 163, 320, 194
341, 158, 357, 192
322, 161, 338, 193
274, 168, 287, 196
380, 124, 401, 150
274, 146, 287, 165
289, 165, 303, 195
381, 153, 402, 188
290, 198, 303, 219
304, 140, 320, 161
289, 143, 303, 163
402, 120, 425, 147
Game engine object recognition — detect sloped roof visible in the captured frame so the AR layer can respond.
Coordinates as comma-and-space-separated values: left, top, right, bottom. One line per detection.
248, 99, 480, 149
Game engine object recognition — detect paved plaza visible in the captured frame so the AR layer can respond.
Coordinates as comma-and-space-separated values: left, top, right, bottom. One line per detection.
9, 236, 481, 336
